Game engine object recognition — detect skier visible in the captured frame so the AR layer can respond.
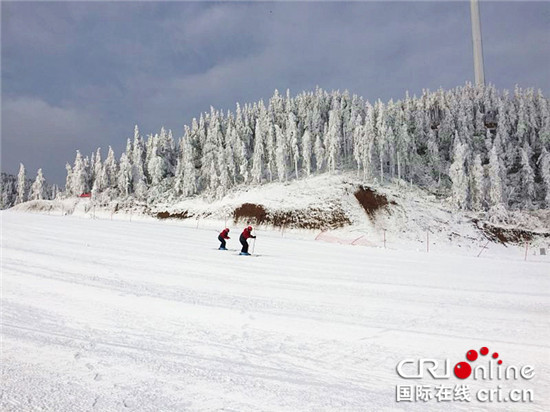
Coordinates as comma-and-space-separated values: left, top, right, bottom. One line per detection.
239, 226, 256, 255
218, 228, 230, 250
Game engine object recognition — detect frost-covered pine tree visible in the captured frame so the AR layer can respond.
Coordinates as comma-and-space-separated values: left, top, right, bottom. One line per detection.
15, 163, 27, 204
275, 124, 287, 181
65, 163, 73, 197
449, 140, 468, 210
363, 103, 376, 180
118, 153, 133, 197
352, 122, 365, 176
375, 101, 387, 183
157, 127, 176, 176
539, 147, 550, 207
223, 120, 239, 185
125, 138, 133, 165
519, 144, 535, 208
132, 127, 148, 199
426, 129, 441, 185
181, 129, 197, 196
302, 129, 312, 177
72, 151, 89, 195
93, 148, 102, 185
396, 121, 409, 182
287, 112, 300, 178
325, 109, 341, 172
199, 109, 223, 192
51, 184, 59, 200
264, 123, 276, 182
30, 169, 47, 200
234, 105, 250, 183
487, 145, 503, 208
314, 133, 325, 173
103, 146, 118, 192
385, 121, 397, 179
251, 121, 265, 184
91, 148, 104, 194
470, 154, 484, 211
516, 91, 529, 142
173, 143, 185, 197
148, 146, 168, 187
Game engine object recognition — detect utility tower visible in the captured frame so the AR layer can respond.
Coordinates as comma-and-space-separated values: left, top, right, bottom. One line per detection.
470, 0, 485, 86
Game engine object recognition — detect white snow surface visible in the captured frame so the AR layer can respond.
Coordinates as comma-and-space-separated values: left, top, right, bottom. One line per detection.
1, 210, 549, 411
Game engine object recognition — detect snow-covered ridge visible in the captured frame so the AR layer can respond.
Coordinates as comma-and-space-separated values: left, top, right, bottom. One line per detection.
11, 173, 550, 259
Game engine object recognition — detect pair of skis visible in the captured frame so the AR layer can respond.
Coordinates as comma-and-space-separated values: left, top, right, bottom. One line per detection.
218, 238, 256, 256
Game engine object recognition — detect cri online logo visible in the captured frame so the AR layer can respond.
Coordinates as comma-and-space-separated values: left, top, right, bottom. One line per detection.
455, 346, 499, 379
396, 346, 535, 381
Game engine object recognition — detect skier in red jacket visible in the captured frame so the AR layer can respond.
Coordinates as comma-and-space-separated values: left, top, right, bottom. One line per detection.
218, 228, 230, 250
239, 226, 256, 255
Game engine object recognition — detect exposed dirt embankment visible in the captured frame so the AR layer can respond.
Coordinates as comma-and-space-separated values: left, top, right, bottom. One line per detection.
473, 219, 550, 244
354, 186, 395, 219
233, 202, 350, 230
156, 211, 191, 220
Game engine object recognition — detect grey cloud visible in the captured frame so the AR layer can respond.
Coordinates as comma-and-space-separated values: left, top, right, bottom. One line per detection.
1, 97, 114, 183
1, 1, 548, 185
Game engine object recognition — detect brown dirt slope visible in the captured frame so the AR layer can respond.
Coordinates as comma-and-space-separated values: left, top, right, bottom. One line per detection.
233, 202, 350, 230
354, 186, 395, 219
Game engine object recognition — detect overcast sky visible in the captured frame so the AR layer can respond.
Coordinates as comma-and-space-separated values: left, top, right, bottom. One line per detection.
2, 1, 549, 185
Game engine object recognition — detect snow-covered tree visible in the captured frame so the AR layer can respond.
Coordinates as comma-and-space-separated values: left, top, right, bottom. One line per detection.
72, 151, 89, 195
251, 121, 265, 183
275, 125, 287, 181
51, 184, 59, 200
118, 153, 133, 197
132, 126, 148, 199
103, 146, 118, 192
519, 144, 535, 208
487, 145, 503, 208
148, 146, 168, 186
540, 148, 550, 207
325, 109, 341, 172
15, 163, 27, 204
201, 109, 222, 192
396, 121, 409, 182
449, 140, 468, 210
287, 112, 300, 178
375, 101, 387, 183
302, 129, 313, 177
65, 163, 73, 197
181, 129, 198, 196
30, 169, 47, 200
264, 123, 277, 182
470, 154, 484, 211
314, 133, 325, 173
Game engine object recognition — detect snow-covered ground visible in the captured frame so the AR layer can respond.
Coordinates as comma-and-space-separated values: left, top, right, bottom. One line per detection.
13, 173, 550, 263
1, 211, 549, 411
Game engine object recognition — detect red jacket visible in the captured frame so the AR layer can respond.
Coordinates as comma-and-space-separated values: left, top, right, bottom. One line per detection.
219, 229, 230, 239
241, 228, 255, 239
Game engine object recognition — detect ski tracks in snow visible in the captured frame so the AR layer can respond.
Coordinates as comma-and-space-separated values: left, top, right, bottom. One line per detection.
1, 212, 549, 411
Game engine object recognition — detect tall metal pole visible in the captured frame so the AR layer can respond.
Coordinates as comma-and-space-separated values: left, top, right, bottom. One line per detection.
470, 0, 485, 86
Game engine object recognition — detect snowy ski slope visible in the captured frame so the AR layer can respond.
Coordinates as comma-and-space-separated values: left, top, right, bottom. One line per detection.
1, 211, 549, 411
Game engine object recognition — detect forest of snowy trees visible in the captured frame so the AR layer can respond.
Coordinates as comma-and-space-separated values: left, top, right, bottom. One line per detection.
1, 165, 57, 209
5, 83, 550, 213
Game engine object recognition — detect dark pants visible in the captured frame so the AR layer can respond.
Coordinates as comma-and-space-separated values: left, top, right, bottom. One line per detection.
239, 235, 249, 253
218, 235, 226, 249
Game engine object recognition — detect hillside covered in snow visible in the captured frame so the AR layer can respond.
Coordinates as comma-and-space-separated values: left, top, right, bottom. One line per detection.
6, 84, 550, 217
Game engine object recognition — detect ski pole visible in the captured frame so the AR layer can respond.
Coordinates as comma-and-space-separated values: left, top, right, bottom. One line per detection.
252, 238, 256, 254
